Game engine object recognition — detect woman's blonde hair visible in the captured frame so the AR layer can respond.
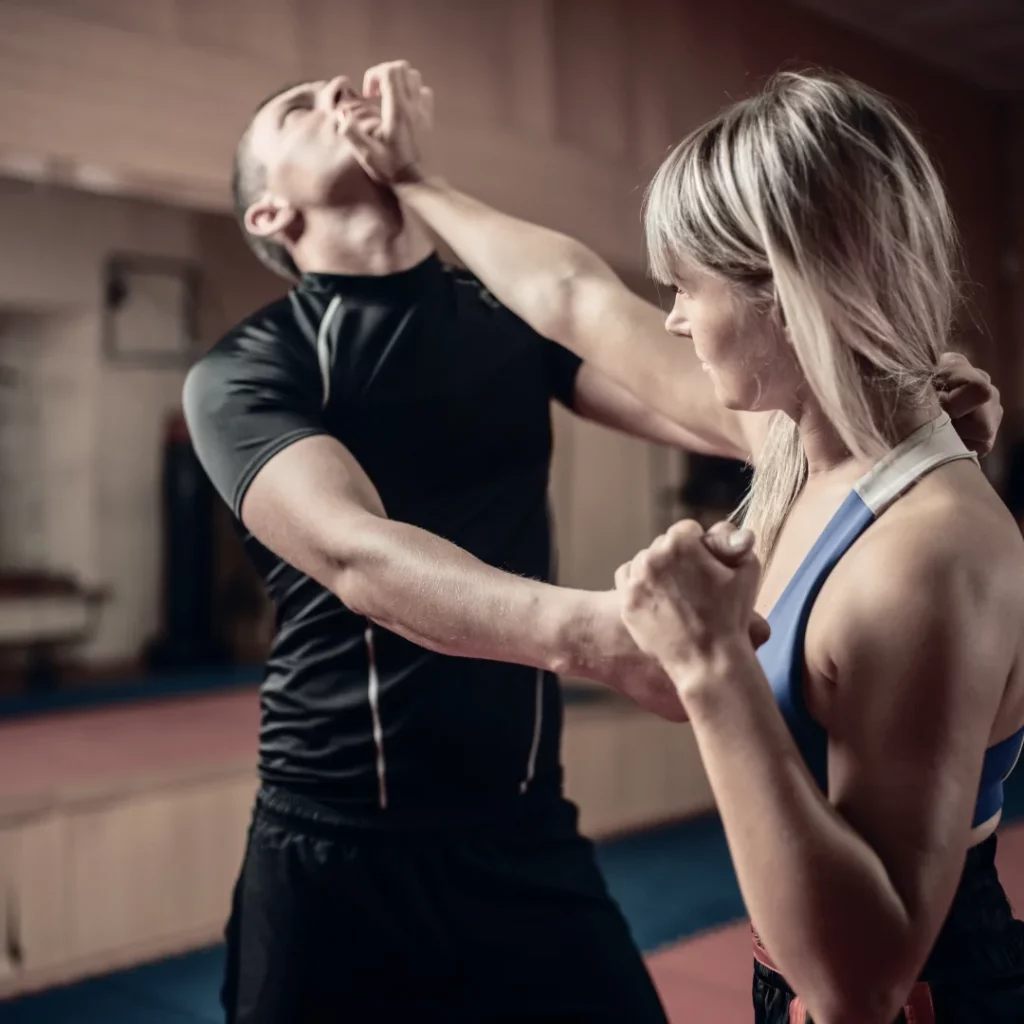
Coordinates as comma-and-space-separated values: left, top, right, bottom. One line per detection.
644, 71, 958, 562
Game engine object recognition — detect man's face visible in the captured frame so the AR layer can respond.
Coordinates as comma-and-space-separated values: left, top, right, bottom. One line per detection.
248, 76, 382, 210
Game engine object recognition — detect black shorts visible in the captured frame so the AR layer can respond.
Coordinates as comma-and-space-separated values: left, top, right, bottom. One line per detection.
221, 785, 668, 1023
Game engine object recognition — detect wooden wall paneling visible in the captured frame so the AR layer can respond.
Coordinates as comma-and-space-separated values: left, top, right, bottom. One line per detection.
735, 0, 1004, 365
563, 702, 714, 838
552, 0, 634, 159
175, 0, 303, 69
5, 0, 180, 40
552, 415, 661, 593
373, 0, 510, 126
627, 0, 679, 169
0, 3, 650, 270
0, 813, 69, 982
0, 823, 19, 982
11, 814, 69, 976
659, 0, 750, 139
424, 119, 647, 271
0, 4, 266, 192
290, 0, 375, 82
504, 0, 559, 141
65, 776, 255, 963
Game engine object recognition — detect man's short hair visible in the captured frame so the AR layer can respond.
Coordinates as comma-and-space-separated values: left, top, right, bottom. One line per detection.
232, 84, 303, 282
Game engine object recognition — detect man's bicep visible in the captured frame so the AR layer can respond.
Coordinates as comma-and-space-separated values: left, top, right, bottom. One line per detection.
241, 435, 386, 588
183, 350, 328, 516
182, 347, 383, 589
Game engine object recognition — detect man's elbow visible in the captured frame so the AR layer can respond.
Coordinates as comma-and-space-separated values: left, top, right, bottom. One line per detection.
330, 563, 373, 617
320, 526, 390, 619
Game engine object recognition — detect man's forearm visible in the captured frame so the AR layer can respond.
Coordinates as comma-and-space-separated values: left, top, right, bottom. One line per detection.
333, 515, 598, 678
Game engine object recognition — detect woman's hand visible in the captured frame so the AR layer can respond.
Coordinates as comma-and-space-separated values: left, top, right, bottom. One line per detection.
615, 520, 765, 693
345, 60, 434, 185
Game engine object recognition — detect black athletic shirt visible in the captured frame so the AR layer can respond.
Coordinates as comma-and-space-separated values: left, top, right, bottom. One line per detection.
183, 254, 582, 823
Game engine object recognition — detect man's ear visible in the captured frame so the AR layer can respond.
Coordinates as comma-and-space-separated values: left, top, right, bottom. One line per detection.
244, 193, 297, 239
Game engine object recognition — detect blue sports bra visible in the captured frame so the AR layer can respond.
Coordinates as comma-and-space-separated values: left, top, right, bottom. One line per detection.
757, 413, 1024, 828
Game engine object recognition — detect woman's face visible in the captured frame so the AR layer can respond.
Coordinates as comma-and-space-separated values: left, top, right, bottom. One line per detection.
664, 261, 801, 413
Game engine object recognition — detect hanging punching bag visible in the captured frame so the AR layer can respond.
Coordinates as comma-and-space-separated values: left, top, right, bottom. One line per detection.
146, 411, 220, 670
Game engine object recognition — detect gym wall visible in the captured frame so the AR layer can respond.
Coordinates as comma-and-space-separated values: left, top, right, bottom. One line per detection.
0, 0, 1013, 671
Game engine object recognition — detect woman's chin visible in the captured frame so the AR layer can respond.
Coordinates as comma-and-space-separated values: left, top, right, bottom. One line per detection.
704, 369, 766, 412
712, 379, 751, 411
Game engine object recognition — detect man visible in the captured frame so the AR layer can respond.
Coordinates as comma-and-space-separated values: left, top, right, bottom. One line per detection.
184, 67, 1001, 1023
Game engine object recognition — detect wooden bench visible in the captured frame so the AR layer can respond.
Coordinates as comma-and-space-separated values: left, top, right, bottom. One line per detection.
0, 575, 108, 687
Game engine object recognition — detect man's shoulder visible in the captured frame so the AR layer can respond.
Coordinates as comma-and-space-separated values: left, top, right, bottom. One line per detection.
191, 294, 314, 379
213, 293, 306, 356
183, 293, 321, 419
440, 262, 512, 314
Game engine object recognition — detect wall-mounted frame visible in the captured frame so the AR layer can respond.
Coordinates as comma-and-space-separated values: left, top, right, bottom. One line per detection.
102, 253, 201, 367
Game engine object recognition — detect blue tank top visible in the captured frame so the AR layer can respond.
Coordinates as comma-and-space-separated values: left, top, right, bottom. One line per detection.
757, 413, 1024, 828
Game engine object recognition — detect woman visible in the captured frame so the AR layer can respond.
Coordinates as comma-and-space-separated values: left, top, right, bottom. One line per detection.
345, 66, 1024, 1021
619, 76, 1024, 1022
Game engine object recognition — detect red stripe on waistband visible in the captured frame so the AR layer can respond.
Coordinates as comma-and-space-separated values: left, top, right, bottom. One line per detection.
751, 925, 781, 973
904, 982, 936, 1024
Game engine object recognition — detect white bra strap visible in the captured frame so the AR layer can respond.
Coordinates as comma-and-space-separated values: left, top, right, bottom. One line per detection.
854, 413, 978, 516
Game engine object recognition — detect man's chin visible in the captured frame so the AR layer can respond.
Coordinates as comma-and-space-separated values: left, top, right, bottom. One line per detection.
324, 158, 398, 207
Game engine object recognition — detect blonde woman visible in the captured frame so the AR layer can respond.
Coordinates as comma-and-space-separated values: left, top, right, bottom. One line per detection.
346, 65, 1024, 1022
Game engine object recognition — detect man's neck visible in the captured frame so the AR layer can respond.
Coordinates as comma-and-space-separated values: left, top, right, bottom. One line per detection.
294, 194, 434, 277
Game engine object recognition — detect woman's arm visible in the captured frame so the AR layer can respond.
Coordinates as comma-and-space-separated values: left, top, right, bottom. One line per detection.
348, 61, 1003, 465
400, 177, 754, 460
348, 61, 756, 460
571, 362, 752, 455
616, 517, 1019, 1024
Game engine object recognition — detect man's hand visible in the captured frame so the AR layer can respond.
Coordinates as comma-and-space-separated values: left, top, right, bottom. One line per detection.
616, 521, 763, 697
573, 590, 689, 721
345, 60, 433, 185
936, 351, 1002, 456
577, 525, 771, 722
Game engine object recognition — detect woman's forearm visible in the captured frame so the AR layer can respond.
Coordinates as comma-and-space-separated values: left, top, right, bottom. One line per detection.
676, 643, 919, 1024
397, 178, 750, 461
398, 177, 606, 341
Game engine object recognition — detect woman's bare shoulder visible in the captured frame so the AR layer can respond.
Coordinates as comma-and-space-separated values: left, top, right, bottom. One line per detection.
808, 460, 1024, 691
871, 460, 1024, 585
